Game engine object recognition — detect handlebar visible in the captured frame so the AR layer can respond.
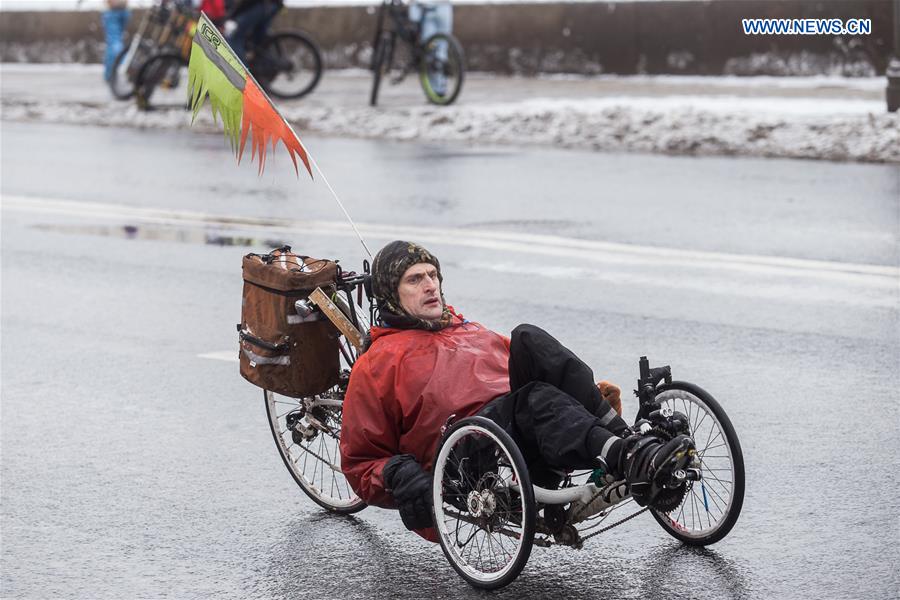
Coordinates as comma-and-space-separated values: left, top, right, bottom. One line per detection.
638, 356, 671, 394
635, 356, 672, 421
333, 264, 375, 335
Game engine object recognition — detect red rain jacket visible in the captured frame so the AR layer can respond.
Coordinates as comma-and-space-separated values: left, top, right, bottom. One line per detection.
340, 310, 511, 520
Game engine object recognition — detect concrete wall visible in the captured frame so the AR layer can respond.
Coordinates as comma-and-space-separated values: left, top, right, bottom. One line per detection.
0, 0, 896, 75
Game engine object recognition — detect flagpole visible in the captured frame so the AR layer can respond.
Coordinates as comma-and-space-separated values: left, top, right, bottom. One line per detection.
257, 86, 374, 259
191, 12, 373, 259
304, 152, 373, 258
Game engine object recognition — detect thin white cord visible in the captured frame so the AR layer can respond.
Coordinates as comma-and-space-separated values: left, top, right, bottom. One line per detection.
205, 17, 375, 260
305, 153, 373, 258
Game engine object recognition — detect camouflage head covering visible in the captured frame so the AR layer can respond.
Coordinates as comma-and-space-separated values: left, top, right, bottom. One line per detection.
371, 240, 453, 331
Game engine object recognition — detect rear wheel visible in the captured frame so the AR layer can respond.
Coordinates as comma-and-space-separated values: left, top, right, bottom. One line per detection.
254, 32, 323, 100
433, 416, 535, 590
134, 52, 188, 111
650, 382, 744, 545
418, 33, 464, 105
264, 388, 366, 514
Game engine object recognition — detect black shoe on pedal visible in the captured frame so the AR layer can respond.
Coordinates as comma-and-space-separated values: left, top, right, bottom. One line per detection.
621, 434, 696, 508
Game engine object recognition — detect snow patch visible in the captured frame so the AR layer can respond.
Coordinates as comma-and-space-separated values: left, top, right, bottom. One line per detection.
3, 90, 897, 163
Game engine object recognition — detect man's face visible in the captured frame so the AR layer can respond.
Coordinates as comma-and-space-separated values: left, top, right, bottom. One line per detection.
397, 262, 443, 321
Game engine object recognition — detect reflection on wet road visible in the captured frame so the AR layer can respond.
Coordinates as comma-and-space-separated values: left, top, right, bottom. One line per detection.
31, 221, 290, 249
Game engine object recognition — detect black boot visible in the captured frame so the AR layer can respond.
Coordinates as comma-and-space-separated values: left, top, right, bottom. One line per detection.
619, 434, 696, 507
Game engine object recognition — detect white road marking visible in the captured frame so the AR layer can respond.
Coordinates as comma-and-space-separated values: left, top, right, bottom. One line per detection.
3, 194, 897, 288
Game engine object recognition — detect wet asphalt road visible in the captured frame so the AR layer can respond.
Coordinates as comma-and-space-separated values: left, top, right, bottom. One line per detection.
1, 121, 899, 599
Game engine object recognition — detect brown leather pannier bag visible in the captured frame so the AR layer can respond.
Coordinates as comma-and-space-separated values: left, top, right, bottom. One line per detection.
238, 246, 340, 397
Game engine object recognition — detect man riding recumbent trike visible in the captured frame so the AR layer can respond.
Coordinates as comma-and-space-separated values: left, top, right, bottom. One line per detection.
237, 241, 745, 590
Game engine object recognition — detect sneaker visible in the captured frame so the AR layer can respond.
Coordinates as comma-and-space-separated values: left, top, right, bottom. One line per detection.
620, 434, 696, 507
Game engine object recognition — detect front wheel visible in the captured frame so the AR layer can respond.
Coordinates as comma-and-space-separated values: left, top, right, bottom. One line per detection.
108, 40, 149, 100
433, 416, 535, 590
134, 52, 188, 111
418, 33, 464, 106
369, 31, 394, 107
264, 389, 366, 514
650, 381, 745, 545
255, 32, 323, 100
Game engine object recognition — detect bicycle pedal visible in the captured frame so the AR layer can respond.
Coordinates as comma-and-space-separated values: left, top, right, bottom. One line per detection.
680, 467, 702, 481
290, 421, 317, 444
628, 481, 652, 506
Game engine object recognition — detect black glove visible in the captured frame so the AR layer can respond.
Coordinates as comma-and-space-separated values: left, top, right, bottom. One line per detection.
383, 454, 433, 531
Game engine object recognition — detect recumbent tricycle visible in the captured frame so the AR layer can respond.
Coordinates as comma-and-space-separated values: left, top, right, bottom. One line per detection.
238, 248, 745, 590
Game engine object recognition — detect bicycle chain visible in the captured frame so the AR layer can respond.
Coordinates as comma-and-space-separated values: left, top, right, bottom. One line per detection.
288, 437, 342, 473
579, 506, 649, 542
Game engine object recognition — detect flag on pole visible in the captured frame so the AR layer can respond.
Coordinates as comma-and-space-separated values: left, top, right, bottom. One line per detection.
187, 13, 312, 178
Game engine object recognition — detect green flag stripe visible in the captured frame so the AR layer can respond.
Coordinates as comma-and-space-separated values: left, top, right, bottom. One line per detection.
192, 15, 246, 91
188, 40, 245, 152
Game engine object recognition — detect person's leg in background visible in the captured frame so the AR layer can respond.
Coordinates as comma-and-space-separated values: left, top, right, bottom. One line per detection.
250, 3, 282, 51
102, 7, 130, 82
227, 3, 269, 62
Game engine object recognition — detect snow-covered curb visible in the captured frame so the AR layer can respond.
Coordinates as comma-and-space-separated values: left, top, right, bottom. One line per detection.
2, 94, 897, 163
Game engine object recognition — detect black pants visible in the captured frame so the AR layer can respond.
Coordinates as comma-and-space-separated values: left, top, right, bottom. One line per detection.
478, 324, 628, 483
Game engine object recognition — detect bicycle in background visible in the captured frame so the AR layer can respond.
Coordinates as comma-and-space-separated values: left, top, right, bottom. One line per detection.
134, 10, 323, 110
108, 0, 183, 100
370, 0, 465, 106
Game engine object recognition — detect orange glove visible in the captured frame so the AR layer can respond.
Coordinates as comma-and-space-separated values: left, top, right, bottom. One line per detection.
597, 380, 622, 416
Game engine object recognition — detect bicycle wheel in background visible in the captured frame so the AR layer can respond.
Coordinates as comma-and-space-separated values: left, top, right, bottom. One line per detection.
255, 32, 323, 100
108, 41, 149, 100
134, 52, 188, 111
650, 381, 745, 545
369, 31, 394, 107
264, 388, 366, 514
419, 33, 464, 106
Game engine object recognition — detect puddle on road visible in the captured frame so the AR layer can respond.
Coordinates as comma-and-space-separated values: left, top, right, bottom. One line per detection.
31, 222, 289, 249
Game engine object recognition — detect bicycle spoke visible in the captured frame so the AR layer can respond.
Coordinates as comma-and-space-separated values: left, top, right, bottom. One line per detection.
435, 423, 532, 586
652, 388, 741, 541
266, 390, 362, 510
